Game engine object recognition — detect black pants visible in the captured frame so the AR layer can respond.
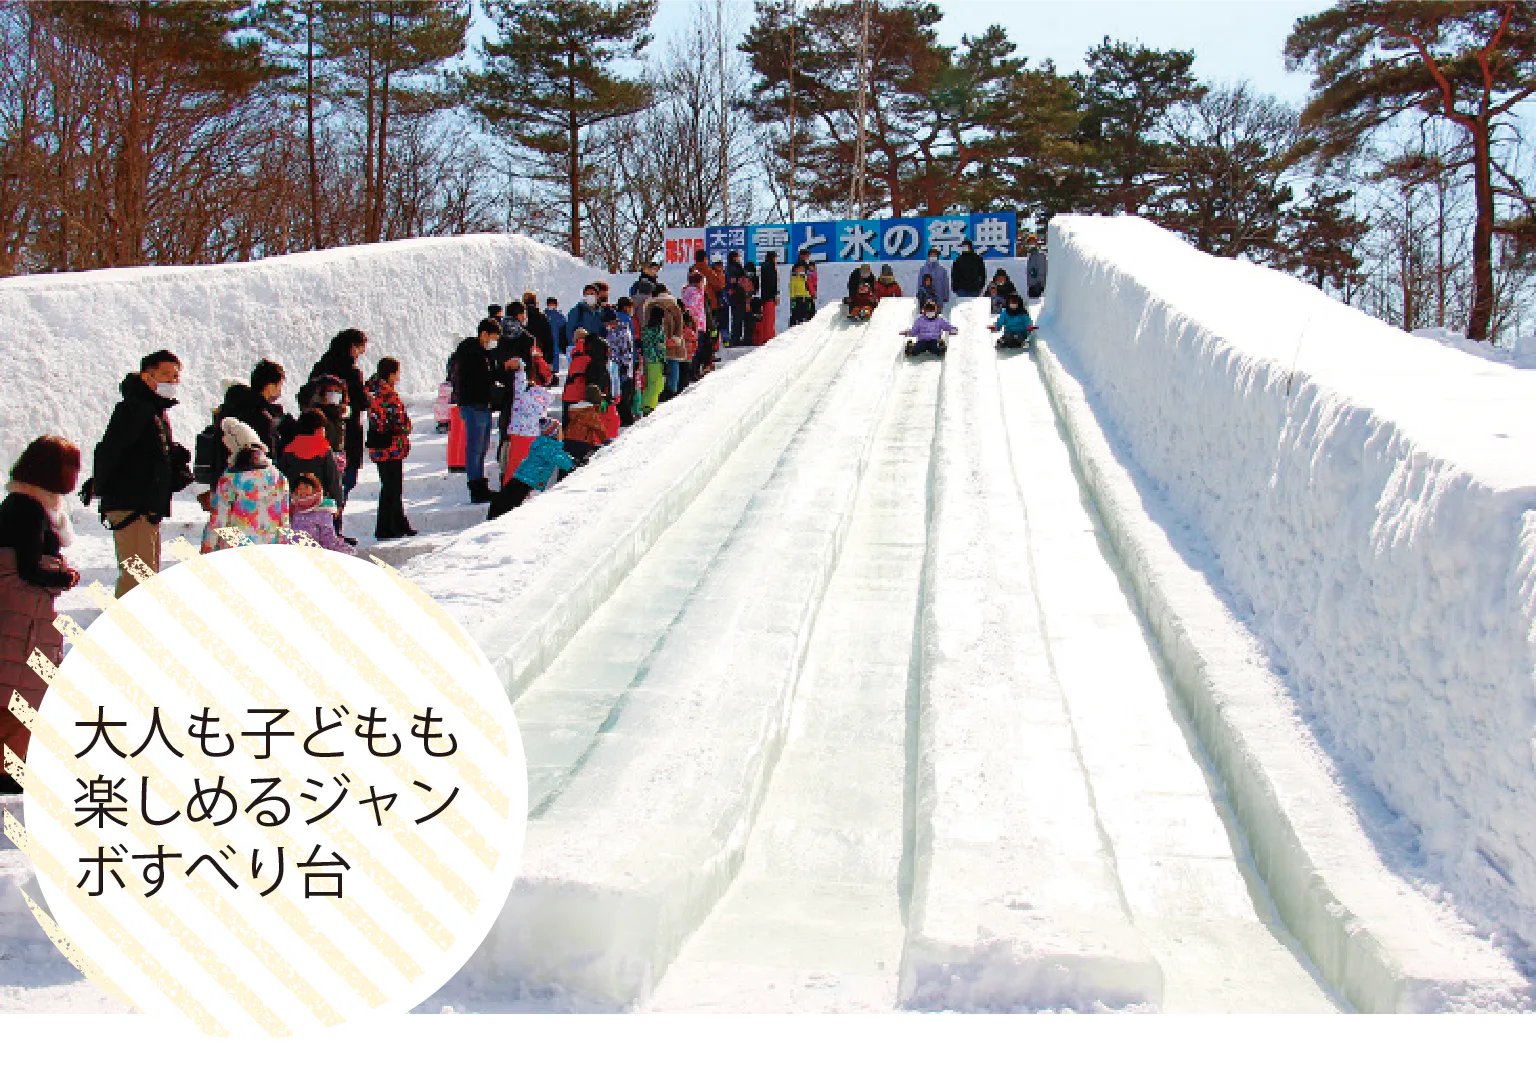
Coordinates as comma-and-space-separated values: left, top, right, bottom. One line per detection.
730, 297, 749, 343
564, 440, 596, 467
789, 297, 815, 325
486, 478, 532, 520
374, 458, 410, 537
619, 376, 637, 426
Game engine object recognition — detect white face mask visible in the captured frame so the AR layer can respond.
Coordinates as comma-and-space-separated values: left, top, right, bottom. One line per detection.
482, 339, 496, 350
924, 312, 937, 320
928, 256, 939, 264
324, 391, 342, 404
155, 380, 178, 400
585, 295, 598, 307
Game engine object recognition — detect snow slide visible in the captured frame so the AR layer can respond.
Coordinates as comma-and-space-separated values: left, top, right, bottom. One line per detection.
0, 235, 620, 470
1038, 215, 1536, 1009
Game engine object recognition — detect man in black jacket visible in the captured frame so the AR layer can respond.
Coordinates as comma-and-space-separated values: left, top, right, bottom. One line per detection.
90, 350, 193, 598
951, 239, 987, 298
450, 318, 513, 503
197, 359, 293, 489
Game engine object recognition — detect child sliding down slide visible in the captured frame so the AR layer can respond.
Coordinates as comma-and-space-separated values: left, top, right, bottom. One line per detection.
989, 294, 1037, 348
901, 300, 958, 357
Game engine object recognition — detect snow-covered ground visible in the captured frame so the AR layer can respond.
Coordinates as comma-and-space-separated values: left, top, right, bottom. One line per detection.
7, 222, 1536, 1016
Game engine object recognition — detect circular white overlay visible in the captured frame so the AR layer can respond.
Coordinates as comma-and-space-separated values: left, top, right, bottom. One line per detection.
18, 544, 526, 1037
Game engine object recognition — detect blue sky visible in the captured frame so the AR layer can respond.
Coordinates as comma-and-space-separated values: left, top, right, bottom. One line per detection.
649, 0, 1334, 104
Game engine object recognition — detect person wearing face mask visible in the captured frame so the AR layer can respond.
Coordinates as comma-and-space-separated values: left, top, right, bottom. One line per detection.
451, 318, 512, 504
308, 328, 370, 501
84, 349, 193, 597
918, 249, 952, 309
989, 293, 1036, 348
568, 285, 607, 345
900, 300, 958, 358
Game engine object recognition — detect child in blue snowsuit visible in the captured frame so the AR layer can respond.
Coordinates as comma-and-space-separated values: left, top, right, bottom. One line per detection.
901, 300, 958, 356
486, 416, 574, 520
990, 294, 1035, 347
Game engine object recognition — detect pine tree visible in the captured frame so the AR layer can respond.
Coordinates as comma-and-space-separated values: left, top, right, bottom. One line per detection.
1285, 2, 1536, 340
1075, 37, 1206, 216
316, 1, 468, 244
45, 1, 277, 266
1274, 183, 1370, 296
466, 0, 657, 258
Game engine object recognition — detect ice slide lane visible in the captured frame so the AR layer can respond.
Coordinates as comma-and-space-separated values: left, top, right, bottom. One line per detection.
444, 301, 917, 1008
979, 300, 1338, 1012
647, 338, 943, 1012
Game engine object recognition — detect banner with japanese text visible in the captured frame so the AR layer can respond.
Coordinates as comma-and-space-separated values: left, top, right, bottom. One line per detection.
662, 212, 1017, 268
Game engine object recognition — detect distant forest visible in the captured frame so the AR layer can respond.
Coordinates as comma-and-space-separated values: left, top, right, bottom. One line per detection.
2, 1, 1534, 341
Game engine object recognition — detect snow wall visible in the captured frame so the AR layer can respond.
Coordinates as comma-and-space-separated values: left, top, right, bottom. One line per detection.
1041, 214, 1536, 954
0, 235, 621, 473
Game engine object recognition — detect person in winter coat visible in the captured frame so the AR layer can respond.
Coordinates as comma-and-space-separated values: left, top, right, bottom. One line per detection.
0, 435, 82, 789
87, 349, 193, 598
788, 264, 816, 326
561, 385, 610, 466
901, 300, 958, 356
698, 250, 727, 326
196, 359, 293, 492
847, 282, 878, 320
1025, 236, 1048, 298
278, 409, 343, 507
755, 251, 780, 346
286, 472, 355, 555
611, 297, 639, 426
450, 318, 511, 505
562, 330, 592, 423
495, 304, 541, 444
681, 270, 709, 345
309, 328, 369, 498
951, 239, 987, 297
919, 251, 952, 307
522, 290, 556, 369
486, 417, 573, 520
502, 362, 554, 486
567, 284, 607, 344
640, 305, 667, 415
367, 357, 414, 540
874, 264, 903, 302
544, 297, 569, 373
846, 262, 877, 299
201, 418, 289, 553
722, 250, 748, 346
986, 269, 1020, 313
990, 294, 1036, 346
793, 250, 819, 299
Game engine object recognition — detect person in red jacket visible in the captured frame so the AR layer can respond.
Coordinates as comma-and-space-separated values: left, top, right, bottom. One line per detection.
874, 264, 902, 302
562, 330, 591, 425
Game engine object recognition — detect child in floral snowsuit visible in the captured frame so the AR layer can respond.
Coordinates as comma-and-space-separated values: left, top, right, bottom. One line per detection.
201, 417, 289, 552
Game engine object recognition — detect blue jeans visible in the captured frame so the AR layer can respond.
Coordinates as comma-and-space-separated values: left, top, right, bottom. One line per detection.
664, 359, 680, 395
460, 405, 493, 482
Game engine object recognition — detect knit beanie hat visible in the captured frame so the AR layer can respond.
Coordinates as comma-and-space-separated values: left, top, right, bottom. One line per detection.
221, 417, 262, 456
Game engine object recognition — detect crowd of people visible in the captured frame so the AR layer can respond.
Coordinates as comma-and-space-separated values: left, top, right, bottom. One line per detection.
0, 233, 1048, 793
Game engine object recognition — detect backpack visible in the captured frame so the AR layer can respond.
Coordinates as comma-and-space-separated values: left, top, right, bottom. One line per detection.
193, 411, 227, 485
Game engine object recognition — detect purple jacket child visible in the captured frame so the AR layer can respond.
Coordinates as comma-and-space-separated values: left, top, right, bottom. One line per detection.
902, 313, 958, 342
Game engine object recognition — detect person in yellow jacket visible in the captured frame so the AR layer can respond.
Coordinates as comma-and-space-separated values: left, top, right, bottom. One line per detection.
788, 264, 816, 326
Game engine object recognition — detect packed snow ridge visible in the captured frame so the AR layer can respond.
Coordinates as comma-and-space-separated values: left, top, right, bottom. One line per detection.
1041, 215, 1536, 997
0, 234, 622, 470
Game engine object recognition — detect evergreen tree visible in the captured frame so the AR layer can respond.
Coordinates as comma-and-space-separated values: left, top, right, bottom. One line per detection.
1275, 183, 1371, 296
1286, 1, 1536, 340
45, 1, 277, 266
466, 0, 657, 257
315, 1, 468, 244
1075, 37, 1206, 216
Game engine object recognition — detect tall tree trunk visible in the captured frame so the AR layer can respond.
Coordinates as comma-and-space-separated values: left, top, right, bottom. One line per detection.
306, 0, 320, 250
370, 6, 395, 244
1468, 123, 1496, 341
114, 1, 152, 266
567, 57, 580, 256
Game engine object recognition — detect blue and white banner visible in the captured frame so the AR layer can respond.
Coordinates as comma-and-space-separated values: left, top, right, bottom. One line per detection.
680, 211, 1017, 266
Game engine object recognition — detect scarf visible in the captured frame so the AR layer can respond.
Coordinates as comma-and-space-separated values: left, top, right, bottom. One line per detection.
286, 430, 331, 461
8, 479, 75, 548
